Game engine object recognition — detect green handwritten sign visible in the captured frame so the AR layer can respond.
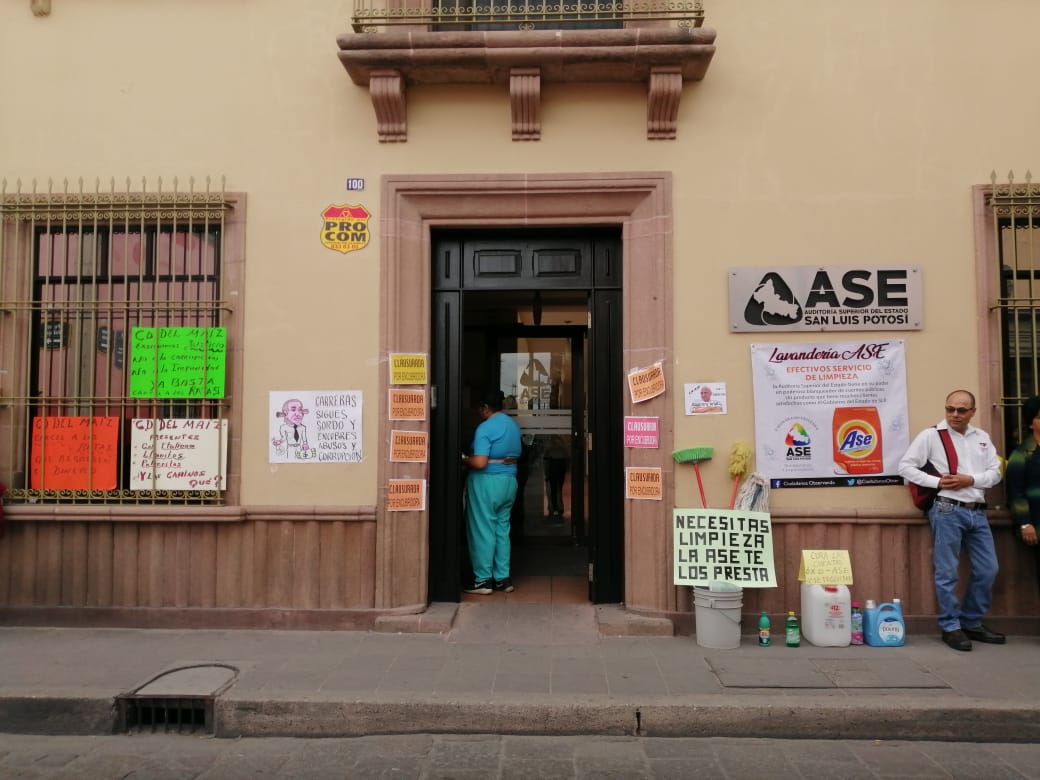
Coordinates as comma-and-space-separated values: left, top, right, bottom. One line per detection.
130, 327, 226, 398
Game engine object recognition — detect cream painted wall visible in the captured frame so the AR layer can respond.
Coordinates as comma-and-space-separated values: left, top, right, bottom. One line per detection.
2, 0, 1038, 509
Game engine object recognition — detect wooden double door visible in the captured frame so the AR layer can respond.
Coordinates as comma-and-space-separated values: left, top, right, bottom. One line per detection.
428, 229, 624, 603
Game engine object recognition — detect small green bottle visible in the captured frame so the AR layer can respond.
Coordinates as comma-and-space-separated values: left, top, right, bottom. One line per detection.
785, 611, 800, 647
758, 611, 771, 647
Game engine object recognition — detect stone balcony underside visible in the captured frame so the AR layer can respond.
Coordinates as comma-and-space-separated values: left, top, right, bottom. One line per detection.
337, 27, 716, 141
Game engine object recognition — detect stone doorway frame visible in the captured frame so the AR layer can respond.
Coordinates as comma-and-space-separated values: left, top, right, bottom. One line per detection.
377, 172, 676, 618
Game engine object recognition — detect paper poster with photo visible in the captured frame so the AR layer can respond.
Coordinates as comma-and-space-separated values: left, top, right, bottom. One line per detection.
269, 391, 362, 464
750, 340, 909, 488
685, 383, 727, 415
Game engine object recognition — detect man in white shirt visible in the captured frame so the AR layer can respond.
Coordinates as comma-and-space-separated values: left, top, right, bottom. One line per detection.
898, 390, 1004, 652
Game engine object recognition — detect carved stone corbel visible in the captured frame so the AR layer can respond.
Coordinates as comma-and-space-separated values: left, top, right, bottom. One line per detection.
31, 0, 51, 16
369, 69, 406, 143
647, 67, 683, 140
510, 68, 541, 141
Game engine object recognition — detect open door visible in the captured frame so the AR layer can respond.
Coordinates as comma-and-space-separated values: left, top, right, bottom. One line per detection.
428, 230, 623, 603
471, 327, 587, 588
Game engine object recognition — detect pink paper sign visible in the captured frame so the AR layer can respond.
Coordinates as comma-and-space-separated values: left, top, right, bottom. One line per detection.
624, 416, 660, 448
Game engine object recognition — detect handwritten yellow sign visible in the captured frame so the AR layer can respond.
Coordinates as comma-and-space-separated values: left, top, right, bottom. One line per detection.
797, 549, 854, 585
390, 353, 428, 385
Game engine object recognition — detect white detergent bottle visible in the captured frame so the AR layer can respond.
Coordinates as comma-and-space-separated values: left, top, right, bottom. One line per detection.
800, 582, 851, 647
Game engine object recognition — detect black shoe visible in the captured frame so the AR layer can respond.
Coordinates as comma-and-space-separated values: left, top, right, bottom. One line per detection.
464, 580, 492, 595
941, 629, 972, 651
493, 578, 514, 593
962, 624, 1006, 644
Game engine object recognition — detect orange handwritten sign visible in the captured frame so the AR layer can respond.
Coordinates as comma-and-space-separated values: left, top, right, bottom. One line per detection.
627, 363, 666, 404
625, 467, 663, 500
30, 416, 119, 490
388, 388, 426, 421
390, 430, 428, 463
387, 479, 426, 511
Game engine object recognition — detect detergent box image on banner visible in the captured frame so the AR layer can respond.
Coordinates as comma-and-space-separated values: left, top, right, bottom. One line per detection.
832, 406, 883, 475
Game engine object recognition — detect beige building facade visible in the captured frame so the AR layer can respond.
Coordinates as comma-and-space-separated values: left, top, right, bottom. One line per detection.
1, 0, 1039, 632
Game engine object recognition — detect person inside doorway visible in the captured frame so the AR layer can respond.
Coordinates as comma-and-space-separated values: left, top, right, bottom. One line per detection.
462, 390, 523, 595
544, 434, 569, 522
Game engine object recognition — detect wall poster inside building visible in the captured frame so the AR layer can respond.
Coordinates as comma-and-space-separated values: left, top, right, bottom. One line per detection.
751, 340, 908, 488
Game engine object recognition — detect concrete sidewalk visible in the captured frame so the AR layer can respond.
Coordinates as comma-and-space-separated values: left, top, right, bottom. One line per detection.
1, 602, 1038, 742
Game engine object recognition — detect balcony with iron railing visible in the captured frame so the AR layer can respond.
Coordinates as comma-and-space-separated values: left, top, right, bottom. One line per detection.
350, 0, 705, 32
338, 0, 716, 141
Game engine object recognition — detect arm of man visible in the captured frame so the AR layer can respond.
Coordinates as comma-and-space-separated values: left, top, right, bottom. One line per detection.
897, 429, 940, 488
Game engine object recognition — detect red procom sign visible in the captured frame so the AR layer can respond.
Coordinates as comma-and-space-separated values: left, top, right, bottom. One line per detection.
321, 204, 371, 254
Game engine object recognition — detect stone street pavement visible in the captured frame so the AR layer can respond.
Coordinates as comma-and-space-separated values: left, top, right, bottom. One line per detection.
1, 733, 1039, 779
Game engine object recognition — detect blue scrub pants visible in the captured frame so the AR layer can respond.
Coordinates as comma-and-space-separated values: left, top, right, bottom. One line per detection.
466, 472, 517, 583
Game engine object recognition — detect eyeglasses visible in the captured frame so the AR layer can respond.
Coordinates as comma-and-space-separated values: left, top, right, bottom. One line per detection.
944, 406, 974, 415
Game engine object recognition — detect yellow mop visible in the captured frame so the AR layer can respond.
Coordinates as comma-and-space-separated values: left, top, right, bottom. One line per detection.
728, 441, 753, 509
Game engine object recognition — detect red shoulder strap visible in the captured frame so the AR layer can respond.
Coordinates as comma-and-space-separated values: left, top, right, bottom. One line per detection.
937, 428, 958, 474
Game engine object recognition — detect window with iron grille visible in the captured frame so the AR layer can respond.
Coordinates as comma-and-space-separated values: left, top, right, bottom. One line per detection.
0, 179, 241, 505
990, 173, 1040, 451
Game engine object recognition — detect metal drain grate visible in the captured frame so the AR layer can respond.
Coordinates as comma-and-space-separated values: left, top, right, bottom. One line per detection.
117, 695, 214, 734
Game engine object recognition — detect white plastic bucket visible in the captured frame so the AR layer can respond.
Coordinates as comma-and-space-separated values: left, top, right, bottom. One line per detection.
693, 583, 743, 649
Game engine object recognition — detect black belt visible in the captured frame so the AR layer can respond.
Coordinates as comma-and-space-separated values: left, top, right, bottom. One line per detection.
935, 496, 987, 511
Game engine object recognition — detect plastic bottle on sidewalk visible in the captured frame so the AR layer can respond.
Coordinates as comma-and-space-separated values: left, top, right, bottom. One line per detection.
863, 599, 878, 642
850, 601, 864, 645
785, 611, 800, 647
758, 611, 771, 647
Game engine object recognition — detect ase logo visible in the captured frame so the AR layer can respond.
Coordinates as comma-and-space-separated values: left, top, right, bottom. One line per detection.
744, 273, 803, 326
785, 422, 812, 461
321, 204, 371, 254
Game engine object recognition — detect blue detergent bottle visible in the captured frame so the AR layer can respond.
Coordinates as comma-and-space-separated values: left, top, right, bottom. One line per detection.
865, 600, 905, 647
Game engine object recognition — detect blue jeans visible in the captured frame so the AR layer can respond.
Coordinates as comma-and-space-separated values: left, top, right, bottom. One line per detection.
927, 501, 998, 632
